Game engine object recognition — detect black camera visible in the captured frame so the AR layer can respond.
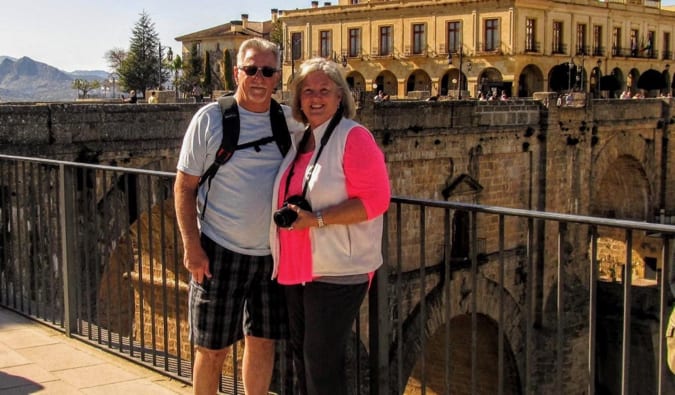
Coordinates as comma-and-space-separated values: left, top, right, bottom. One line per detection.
273, 195, 312, 228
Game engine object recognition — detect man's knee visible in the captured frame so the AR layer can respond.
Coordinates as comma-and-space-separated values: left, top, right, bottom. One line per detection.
195, 346, 230, 365
245, 336, 275, 355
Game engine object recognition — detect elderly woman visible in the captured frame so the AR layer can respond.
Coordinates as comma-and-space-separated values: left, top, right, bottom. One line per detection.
269, 58, 391, 394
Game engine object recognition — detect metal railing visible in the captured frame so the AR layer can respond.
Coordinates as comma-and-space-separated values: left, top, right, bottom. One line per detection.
1, 154, 675, 394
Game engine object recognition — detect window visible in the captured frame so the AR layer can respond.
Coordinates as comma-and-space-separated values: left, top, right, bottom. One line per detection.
645, 30, 655, 58
664, 32, 671, 60
525, 18, 536, 52
484, 18, 499, 51
380, 26, 393, 56
612, 27, 621, 56
447, 21, 460, 53
320, 30, 331, 58
291, 32, 302, 60
552, 21, 563, 54
593, 25, 602, 56
348, 28, 361, 57
630, 29, 639, 56
576, 24, 587, 55
412, 23, 426, 54
350, 0, 359, 3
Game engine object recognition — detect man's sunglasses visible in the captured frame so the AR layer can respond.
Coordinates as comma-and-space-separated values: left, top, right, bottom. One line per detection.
238, 66, 278, 78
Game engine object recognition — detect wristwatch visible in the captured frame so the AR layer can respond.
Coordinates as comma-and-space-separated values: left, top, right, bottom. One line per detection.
316, 211, 325, 228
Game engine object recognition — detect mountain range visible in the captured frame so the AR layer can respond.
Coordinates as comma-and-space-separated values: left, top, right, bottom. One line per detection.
0, 56, 108, 102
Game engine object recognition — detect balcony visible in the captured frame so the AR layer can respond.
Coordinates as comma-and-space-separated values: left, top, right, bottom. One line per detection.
1, 154, 674, 394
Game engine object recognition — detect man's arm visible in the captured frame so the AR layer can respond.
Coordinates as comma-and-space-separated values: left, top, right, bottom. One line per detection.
174, 170, 211, 283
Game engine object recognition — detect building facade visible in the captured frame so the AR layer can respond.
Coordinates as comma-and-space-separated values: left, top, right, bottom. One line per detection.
174, 12, 279, 92
279, 0, 675, 99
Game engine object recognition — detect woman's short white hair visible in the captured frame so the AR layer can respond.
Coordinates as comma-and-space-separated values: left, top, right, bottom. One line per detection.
289, 57, 356, 123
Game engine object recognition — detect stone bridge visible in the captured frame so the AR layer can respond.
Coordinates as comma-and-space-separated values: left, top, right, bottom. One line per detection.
1, 97, 673, 394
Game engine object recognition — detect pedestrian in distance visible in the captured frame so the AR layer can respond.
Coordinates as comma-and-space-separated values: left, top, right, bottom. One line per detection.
270, 57, 391, 395
174, 37, 304, 395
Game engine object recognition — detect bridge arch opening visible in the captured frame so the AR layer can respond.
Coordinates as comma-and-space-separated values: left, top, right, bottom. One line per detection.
405, 313, 521, 394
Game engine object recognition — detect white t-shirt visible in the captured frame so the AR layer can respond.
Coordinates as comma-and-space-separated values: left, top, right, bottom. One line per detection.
177, 101, 301, 256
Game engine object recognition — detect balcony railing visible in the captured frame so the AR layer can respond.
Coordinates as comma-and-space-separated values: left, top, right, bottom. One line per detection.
1, 154, 675, 394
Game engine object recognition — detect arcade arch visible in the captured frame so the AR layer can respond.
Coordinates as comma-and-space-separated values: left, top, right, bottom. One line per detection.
478, 67, 506, 97
517, 65, 544, 97
374, 70, 398, 97
406, 69, 432, 96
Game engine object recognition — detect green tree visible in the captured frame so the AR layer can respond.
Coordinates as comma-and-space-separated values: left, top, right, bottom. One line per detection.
72, 79, 101, 98
117, 11, 165, 95
222, 49, 234, 91
104, 48, 127, 71
179, 43, 202, 95
168, 54, 182, 97
270, 20, 283, 48
202, 51, 212, 94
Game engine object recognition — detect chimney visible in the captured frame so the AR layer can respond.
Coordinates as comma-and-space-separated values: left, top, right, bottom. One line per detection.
271, 8, 278, 23
241, 14, 248, 29
311, 1, 319, 8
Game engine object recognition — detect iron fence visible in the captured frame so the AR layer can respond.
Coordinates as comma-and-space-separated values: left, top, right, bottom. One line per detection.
1, 154, 675, 394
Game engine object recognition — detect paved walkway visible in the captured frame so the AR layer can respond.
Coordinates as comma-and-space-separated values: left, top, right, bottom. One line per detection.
0, 307, 193, 394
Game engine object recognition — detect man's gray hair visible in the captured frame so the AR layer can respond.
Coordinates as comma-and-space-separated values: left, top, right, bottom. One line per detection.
237, 38, 280, 67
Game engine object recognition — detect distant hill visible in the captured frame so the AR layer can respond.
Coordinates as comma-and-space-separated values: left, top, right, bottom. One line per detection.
0, 56, 108, 102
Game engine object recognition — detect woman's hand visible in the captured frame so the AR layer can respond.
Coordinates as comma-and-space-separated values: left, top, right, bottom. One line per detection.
286, 203, 316, 230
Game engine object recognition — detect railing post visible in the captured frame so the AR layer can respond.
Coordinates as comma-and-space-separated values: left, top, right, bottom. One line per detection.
59, 164, 78, 336
370, 214, 390, 395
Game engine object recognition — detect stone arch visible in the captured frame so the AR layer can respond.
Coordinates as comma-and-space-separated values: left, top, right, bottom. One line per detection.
405, 313, 522, 394
394, 271, 526, 394
441, 68, 469, 98
374, 70, 398, 97
627, 68, 641, 95
518, 64, 544, 97
591, 153, 652, 282
591, 154, 651, 221
405, 69, 432, 96
345, 70, 365, 92
477, 67, 505, 98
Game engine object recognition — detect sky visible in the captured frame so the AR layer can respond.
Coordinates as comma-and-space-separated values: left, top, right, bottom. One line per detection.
4, 0, 675, 73
0, 0, 311, 72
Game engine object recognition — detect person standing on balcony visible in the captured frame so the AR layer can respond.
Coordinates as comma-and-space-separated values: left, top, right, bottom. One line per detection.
269, 57, 391, 395
174, 37, 303, 395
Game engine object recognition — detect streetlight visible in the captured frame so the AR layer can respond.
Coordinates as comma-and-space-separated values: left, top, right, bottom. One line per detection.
108, 72, 118, 99
448, 46, 470, 99
167, 47, 176, 100
596, 59, 602, 97
568, 59, 575, 92
158, 43, 163, 90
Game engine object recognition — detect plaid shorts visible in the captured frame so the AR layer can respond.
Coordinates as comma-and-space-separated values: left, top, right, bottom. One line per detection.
188, 234, 288, 350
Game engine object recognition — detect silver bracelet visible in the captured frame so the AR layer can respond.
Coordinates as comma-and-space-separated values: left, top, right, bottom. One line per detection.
316, 211, 325, 228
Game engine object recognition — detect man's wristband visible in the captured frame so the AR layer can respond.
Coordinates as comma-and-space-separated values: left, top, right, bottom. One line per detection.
316, 211, 325, 228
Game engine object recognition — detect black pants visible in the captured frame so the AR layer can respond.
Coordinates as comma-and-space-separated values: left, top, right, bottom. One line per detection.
285, 281, 368, 395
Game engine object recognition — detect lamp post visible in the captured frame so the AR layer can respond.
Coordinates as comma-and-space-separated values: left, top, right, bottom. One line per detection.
158, 43, 163, 90
108, 72, 118, 99
568, 59, 575, 92
448, 47, 470, 99
596, 59, 602, 97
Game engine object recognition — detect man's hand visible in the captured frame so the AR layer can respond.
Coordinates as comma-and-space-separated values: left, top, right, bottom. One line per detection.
184, 244, 211, 284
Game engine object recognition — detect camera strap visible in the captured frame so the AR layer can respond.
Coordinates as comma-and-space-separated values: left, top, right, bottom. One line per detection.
282, 106, 344, 202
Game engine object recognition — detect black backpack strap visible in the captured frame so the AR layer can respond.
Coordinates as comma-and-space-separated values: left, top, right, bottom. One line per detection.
198, 96, 240, 187
269, 98, 291, 156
